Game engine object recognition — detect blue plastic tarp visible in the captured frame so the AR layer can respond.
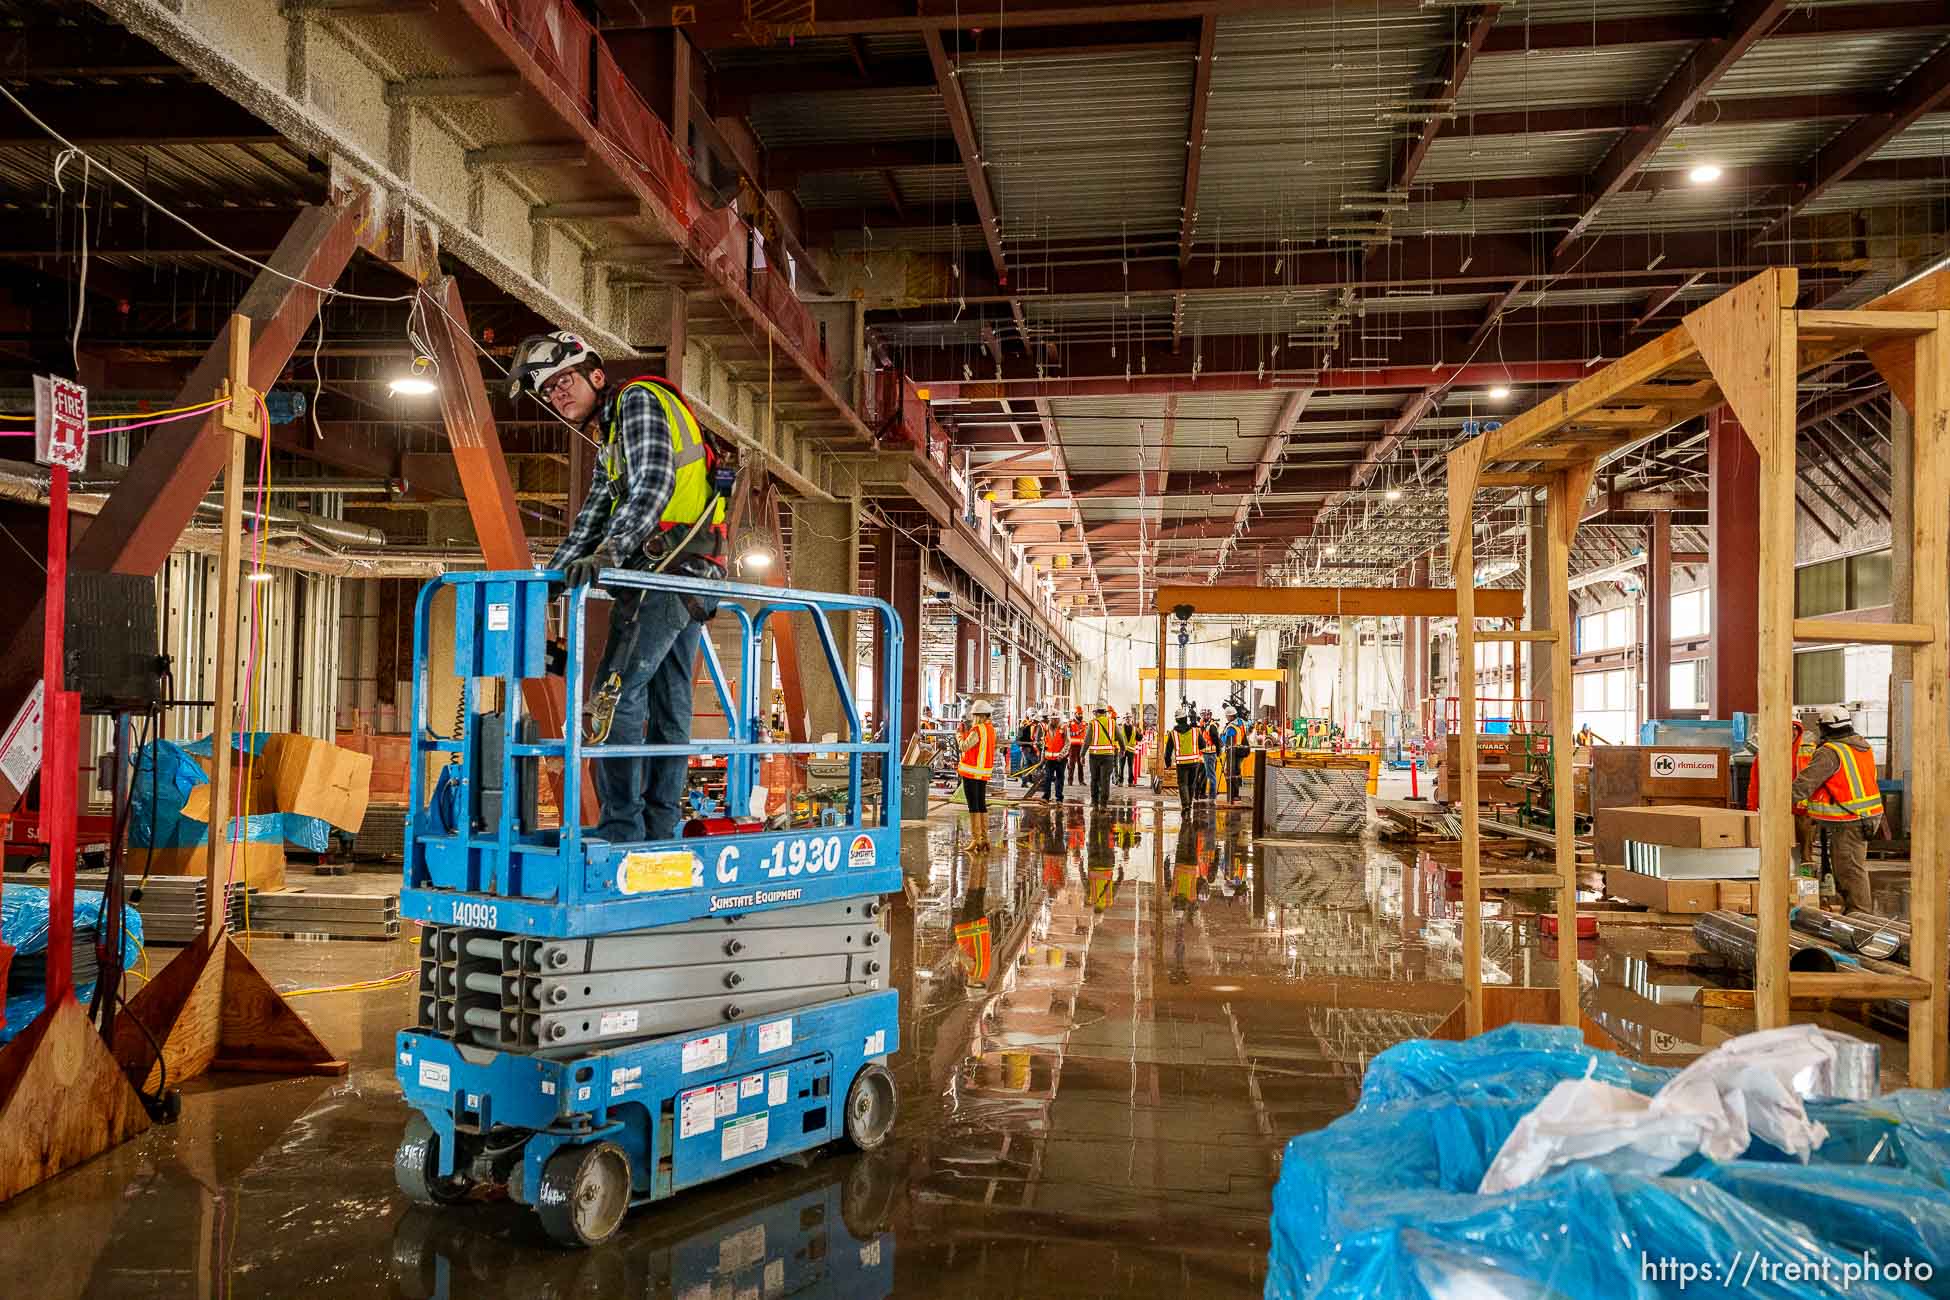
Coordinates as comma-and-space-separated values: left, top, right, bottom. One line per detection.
1, 882, 145, 1044
1269, 1026, 1950, 1298
128, 736, 329, 853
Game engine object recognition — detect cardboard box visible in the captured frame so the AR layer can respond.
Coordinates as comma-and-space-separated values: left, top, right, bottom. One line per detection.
1605, 805, 1752, 849
137, 841, 286, 891
178, 734, 373, 834
260, 734, 372, 831
1603, 866, 1721, 914
1603, 866, 1755, 914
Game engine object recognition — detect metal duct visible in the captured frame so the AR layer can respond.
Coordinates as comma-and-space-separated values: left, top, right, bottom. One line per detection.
1692, 910, 1839, 973
1790, 908, 1906, 963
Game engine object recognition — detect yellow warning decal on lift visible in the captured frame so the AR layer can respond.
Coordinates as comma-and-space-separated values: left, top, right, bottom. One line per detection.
617, 849, 701, 895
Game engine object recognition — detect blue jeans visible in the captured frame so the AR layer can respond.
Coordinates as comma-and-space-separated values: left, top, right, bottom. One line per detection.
590, 586, 714, 843
1042, 755, 1065, 801
1201, 754, 1218, 798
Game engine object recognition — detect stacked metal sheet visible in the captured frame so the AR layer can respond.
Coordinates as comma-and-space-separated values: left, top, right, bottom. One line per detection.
1622, 841, 1762, 880
417, 897, 889, 1054
351, 804, 410, 861
4, 868, 242, 944
1267, 765, 1371, 838
243, 890, 401, 940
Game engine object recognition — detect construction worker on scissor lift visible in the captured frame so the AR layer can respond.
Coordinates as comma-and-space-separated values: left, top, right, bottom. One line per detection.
1790, 704, 1885, 913
510, 331, 731, 845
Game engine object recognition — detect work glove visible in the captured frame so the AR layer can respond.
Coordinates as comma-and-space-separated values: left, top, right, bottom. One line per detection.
562, 547, 614, 588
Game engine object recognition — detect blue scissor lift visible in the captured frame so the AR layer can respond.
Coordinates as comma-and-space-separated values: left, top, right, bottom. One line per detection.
393, 569, 906, 1247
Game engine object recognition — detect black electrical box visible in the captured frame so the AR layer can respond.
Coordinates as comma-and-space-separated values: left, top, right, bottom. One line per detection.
64, 572, 163, 712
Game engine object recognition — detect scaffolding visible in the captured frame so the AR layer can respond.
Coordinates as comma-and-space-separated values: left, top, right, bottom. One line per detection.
1446, 268, 1948, 1088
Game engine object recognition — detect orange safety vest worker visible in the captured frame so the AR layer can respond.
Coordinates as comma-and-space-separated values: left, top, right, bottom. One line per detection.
1088, 714, 1118, 754
1067, 718, 1086, 749
957, 719, 998, 780
1200, 722, 1219, 755
1804, 740, 1884, 822
1043, 725, 1070, 761
1746, 722, 1813, 812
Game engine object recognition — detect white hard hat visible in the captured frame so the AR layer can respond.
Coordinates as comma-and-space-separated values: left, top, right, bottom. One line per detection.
1814, 703, 1851, 728
508, 330, 599, 399
971, 699, 993, 715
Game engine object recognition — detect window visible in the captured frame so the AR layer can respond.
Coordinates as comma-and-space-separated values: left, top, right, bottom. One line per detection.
1850, 550, 1891, 610
1671, 589, 1710, 640
1573, 666, 1637, 745
1669, 661, 1704, 711
1796, 559, 1846, 617
1793, 648, 1843, 705
1577, 607, 1634, 651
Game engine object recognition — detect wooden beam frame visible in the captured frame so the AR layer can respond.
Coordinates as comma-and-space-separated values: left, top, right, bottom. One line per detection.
1151, 583, 1524, 620
1446, 266, 1950, 1081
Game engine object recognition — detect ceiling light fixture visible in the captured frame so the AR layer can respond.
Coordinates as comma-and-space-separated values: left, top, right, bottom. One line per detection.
1488, 385, 1511, 401
389, 356, 438, 397
1323, 544, 1339, 556
1385, 488, 1403, 501
246, 570, 274, 584
1688, 163, 1723, 185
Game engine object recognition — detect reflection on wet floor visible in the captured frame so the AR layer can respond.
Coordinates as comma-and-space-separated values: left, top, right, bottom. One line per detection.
0, 787, 1908, 1297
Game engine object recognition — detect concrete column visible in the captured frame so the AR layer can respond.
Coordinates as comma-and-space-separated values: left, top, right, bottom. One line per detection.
1708, 407, 1761, 718
790, 498, 859, 739
1527, 511, 1552, 708
872, 523, 925, 753
623, 286, 688, 379
1337, 615, 1355, 733
1646, 510, 1673, 719
1405, 553, 1429, 735
1889, 399, 1914, 814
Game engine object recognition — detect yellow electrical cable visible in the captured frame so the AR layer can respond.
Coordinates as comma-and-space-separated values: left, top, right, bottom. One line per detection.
281, 969, 416, 999
0, 396, 230, 421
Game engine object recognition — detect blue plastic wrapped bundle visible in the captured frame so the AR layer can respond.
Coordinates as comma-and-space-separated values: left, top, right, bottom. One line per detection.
0, 883, 145, 1044
1269, 1026, 1950, 1298
129, 736, 330, 853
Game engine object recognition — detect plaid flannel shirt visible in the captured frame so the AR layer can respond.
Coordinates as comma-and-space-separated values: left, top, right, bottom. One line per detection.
548, 383, 675, 570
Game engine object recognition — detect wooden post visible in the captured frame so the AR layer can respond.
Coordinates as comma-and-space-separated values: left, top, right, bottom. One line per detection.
1153, 613, 1167, 782
1685, 270, 1799, 1032
208, 314, 255, 933
1446, 441, 1485, 1035
1904, 313, 1950, 1087
1549, 463, 1597, 1027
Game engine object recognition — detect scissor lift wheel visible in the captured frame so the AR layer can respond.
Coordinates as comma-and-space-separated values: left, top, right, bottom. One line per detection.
536, 1141, 633, 1248
395, 1114, 474, 1206
842, 1063, 897, 1151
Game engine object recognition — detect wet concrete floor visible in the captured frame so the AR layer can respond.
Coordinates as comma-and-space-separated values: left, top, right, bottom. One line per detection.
0, 785, 1908, 1298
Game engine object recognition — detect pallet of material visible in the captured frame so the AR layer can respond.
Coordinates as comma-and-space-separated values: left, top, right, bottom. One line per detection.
3, 868, 244, 944
241, 890, 401, 941
349, 803, 410, 861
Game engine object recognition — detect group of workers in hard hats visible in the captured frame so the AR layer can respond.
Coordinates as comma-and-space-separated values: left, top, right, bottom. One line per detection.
1162, 704, 1255, 817
950, 701, 1162, 851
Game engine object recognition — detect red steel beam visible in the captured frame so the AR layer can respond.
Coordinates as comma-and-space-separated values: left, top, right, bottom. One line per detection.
1170, 17, 1217, 349
1216, 386, 1312, 572
924, 28, 1010, 290
1749, 42, 1950, 250
1480, 1, 1947, 53
1552, 0, 1788, 259
0, 201, 369, 811
1392, 6, 1501, 199
425, 276, 588, 821
922, 359, 1592, 399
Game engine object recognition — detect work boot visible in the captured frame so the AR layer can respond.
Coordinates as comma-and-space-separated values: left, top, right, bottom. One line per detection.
584, 671, 623, 744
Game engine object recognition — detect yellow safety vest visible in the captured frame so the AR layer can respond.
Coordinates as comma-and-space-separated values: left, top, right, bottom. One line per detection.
1171, 726, 1203, 766
1805, 740, 1883, 822
605, 378, 726, 559
1088, 716, 1118, 754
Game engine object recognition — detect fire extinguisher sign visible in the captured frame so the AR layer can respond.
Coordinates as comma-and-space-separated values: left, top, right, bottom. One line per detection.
33, 374, 88, 471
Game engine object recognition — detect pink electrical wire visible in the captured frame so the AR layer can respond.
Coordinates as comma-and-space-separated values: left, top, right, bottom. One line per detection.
0, 397, 228, 437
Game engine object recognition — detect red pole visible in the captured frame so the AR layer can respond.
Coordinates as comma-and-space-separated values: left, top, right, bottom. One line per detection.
42, 464, 74, 1010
